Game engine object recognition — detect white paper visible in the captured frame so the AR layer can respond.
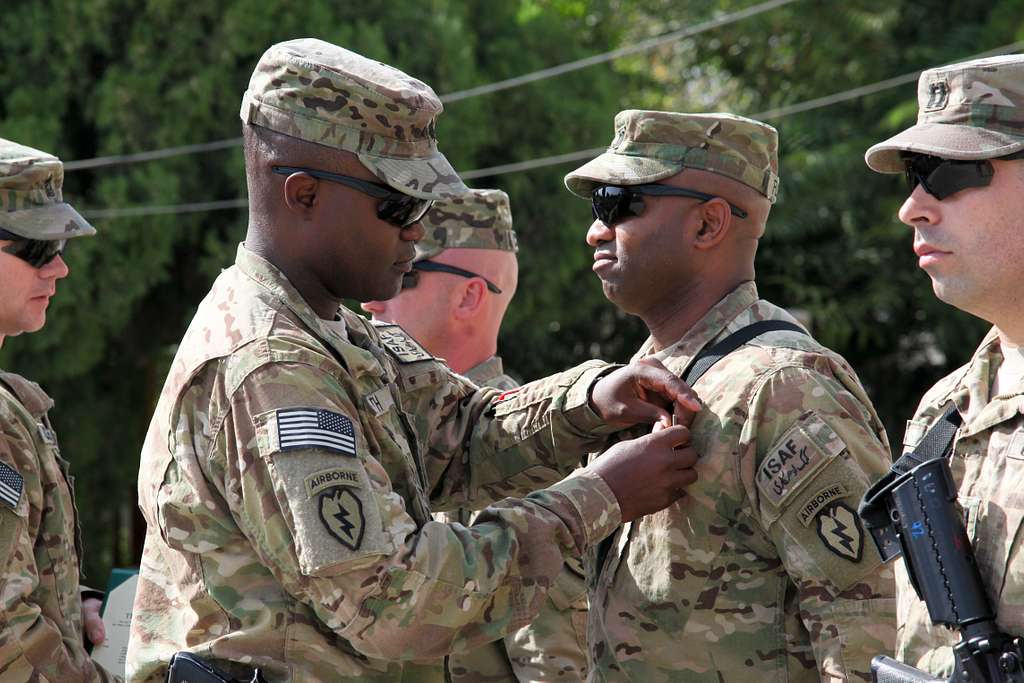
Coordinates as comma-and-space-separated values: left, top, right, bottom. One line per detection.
90, 573, 139, 677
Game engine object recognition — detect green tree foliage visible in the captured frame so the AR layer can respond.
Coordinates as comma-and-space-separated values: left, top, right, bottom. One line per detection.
1, 0, 1021, 580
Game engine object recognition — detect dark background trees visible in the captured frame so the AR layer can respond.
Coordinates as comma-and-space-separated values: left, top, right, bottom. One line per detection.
1, 0, 1019, 580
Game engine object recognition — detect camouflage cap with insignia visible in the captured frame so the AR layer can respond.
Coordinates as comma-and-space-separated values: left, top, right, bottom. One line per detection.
0, 138, 95, 241
240, 38, 469, 200
564, 110, 780, 202
866, 54, 1024, 172
414, 188, 518, 261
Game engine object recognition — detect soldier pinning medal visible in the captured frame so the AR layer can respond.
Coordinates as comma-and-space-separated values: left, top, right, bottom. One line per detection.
126, 38, 703, 683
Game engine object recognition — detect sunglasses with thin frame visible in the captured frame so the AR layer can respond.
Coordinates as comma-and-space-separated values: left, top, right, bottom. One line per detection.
591, 183, 748, 226
401, 260, 502, 294
272, 166, 433, 228
0, 228, 66, 268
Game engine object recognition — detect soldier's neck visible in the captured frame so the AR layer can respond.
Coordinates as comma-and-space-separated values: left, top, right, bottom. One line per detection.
431, 334, 497, 375
643, 278, 741, 352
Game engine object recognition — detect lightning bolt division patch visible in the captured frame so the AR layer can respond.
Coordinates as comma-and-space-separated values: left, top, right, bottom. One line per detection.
815, 500, 863, 562
319, 486, 365, 550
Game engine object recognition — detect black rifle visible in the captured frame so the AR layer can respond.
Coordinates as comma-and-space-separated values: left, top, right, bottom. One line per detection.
166, 652, 269, 683
859, 405, 1024, 683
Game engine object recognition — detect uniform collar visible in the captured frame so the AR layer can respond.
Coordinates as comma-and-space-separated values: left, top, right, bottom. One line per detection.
634, 281, 760, 366
465, 356, 504, 385
942, 327, 1024, 437
234, 243, 391, 380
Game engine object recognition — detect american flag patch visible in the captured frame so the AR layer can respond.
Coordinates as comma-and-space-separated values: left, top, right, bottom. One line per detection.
0, 461, 23, 509
277, 408, 357, 456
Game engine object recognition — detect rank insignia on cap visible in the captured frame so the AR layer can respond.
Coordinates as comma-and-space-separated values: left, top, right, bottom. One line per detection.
0, 461, 23, 509
319, 486, 365, 550
277, 408, 356, 456
815, 500, 863, 562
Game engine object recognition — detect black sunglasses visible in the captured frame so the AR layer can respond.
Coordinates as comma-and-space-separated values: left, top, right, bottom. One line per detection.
0, 228, 66, 268
902, 150, 1024, 200
272, 166, 433, 228
401, 260, 502, 294
591, 183, 748, 226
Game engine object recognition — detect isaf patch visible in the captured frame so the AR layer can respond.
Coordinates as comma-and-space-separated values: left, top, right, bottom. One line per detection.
0, 461, 23, 509
757, 414, 846, 506
375, 324, 433, 364
815, 501, 863, 562
319, 486, 365, 550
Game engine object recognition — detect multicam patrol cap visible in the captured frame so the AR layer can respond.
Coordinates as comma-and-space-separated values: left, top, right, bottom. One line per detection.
0, 138, 95, 240
414, 189, 518, 261
866, 54, 1024, 172
565, 110, 780, 202
240, 38, 469, 200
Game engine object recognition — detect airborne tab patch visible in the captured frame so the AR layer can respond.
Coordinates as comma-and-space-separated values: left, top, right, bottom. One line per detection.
375, 324, 433, 364
0, 461, 23, 509
797, 482, 851, 527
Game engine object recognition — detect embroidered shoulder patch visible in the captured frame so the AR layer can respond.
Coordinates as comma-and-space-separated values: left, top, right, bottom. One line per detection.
276, 408, 356, 456
0, 461, 23, 509
797, 482, 851, 527
375, 324, 433, 364
319, 486, 365, 550
815, 500, 863, 562
756, 413, 846, 507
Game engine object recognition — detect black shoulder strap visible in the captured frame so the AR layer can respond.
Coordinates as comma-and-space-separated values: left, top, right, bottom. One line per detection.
683, 320, 807, 386
890, 403, 963, 474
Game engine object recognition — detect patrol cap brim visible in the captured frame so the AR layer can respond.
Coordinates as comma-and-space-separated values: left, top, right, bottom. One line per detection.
564, 151, 682, 198
0, 202, 96, 240
358, 151, 469, 201
865, 122, 1024, 173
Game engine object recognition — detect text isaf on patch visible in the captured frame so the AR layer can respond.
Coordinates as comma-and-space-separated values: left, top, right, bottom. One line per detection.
277, 408, 356, 456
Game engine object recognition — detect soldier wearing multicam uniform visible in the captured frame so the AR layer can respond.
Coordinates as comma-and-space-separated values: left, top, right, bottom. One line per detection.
564, 111, 897, 681
864, 54, 1024, 677
127, 39, 703, 683
364, 190, 590, 682
0, 140, 120, 682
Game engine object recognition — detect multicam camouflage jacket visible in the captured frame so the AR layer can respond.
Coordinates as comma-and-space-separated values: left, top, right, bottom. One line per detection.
0, 372, 120, 683
440, 360, 589, 683
127, 245, 623, 683
895, 328, 1024, 676
587, 283, 896, 682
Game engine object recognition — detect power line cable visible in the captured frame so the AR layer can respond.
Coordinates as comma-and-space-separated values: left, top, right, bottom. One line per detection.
63, 0, 797, 173
438, 0, 798, 103
80, 40, 1024, 219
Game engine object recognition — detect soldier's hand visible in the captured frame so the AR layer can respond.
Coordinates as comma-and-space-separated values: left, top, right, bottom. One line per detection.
82, 597, 105, 646
590, 358, 700, 428
589, 425, 698, 522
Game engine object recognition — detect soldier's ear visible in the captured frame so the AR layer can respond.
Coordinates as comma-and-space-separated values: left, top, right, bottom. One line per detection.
693, 199, 732, 250
453, 279, 487, 320
282, 173, 319, 219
